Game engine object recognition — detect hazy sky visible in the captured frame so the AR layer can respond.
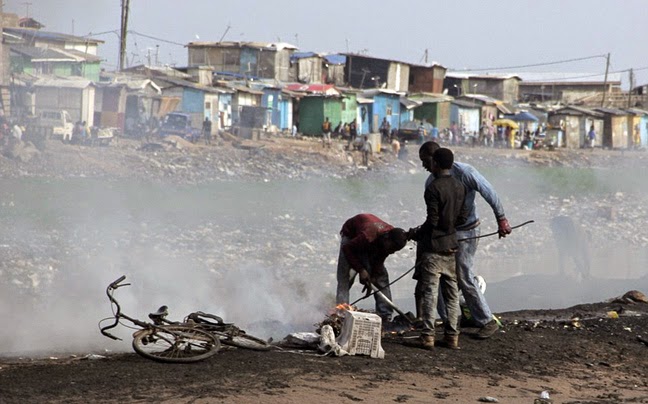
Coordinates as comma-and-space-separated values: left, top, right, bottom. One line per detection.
4, 0, 648, 86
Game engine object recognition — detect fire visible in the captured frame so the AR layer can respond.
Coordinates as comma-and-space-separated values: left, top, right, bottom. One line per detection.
328, 303, 354, 316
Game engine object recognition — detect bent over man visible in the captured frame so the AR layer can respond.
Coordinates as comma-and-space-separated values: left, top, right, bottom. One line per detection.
336, 213, 408, 323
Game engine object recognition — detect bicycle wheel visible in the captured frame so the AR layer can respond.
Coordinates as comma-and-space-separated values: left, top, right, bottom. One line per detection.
132, 325, 220, 363
218, 331, 273, 351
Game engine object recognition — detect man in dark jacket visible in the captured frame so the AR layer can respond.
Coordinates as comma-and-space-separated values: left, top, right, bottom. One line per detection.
336, 213, 408, 323
415, 141, 512, 340
409, 147, 468, 350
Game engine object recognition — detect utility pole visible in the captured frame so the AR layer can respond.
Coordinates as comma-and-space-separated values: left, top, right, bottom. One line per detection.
627, 68, 634, 108
424, 49, 428, 64
600, 52, 610, 108
218, 23, 231, 42
22, 2, 32, 17
119, 0, 131, 71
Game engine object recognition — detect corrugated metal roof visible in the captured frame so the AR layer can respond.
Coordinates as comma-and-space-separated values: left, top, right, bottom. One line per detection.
341, 52, 444, 69
400, 97, 422, 110
408, 93, 454, 103
451, 99, 480, 109
446, 72, 522, 81
186, 41, 297, 50
361, 89, 403, 97
153, 76, 232, 94
625, 108, 648, 116
10, 45, 73, 61
552, 106, 604, 118
4, 27, 103, 44
594, 107, 629, 115
285, 83, 340, 96
323, 54, 346, 65
33, 77, 94, 88
458, 94, 501, 105
356, 96, 374, 104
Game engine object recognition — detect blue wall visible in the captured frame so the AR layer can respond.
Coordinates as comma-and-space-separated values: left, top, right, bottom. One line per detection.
359, 104, 371, 134
279, 98, 291, 130
182, 88, 204, 113
372, 94, 401, 132
262, 88, 282, 127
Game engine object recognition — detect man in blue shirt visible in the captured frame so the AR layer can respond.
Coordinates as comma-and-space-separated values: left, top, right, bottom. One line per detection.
415, 141, 512, 339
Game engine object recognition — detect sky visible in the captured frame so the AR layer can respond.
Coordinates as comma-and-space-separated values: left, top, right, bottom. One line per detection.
4, 0, 648, 87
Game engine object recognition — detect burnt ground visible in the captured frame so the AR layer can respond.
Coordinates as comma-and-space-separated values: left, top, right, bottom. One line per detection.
0, 300, 647, 404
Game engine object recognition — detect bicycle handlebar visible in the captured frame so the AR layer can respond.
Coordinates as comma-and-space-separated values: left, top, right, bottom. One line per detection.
100, 275, 129, 341
110, 275, 128, 289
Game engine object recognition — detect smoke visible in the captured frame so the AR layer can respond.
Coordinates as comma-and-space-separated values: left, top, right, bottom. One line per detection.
2, 156, 648, 355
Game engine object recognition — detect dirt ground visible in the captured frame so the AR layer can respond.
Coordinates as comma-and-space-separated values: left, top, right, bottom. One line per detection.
0, 299, 646, 404
3, 133, 648, 183
2, 135, 648, 403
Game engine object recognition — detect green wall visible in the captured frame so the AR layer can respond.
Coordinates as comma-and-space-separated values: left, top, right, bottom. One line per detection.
299, 97, 342, 135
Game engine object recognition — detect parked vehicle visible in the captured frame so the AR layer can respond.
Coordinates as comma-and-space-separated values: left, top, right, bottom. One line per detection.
397, 120, 433, 143
33, 109, 74, 142
159, 113, 201, 142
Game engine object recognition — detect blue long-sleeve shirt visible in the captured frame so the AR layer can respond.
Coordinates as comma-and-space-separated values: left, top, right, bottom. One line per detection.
426, 161, 506, 230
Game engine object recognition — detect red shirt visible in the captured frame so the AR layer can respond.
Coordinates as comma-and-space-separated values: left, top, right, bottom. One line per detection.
340, 214, 393, 273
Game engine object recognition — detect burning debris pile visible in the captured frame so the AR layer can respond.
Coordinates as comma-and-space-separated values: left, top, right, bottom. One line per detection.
315, 303, 366, 336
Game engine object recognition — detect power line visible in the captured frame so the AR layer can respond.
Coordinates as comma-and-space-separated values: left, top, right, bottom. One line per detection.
451, 54, 608, 72
129, 30, 185, 47
521, 66, 648, 83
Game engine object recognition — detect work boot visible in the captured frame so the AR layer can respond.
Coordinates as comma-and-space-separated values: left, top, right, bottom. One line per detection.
476, 319, 499, 339
420, 334, 435, 350
439, 334, 460, 350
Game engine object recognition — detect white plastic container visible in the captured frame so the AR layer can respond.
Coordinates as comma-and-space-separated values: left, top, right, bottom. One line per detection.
336, 310, 384, 359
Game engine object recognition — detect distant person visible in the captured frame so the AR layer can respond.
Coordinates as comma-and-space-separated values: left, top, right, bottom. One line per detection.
416, 141, 512, 340
79, 121, 89, 144
362, 135, 372, 166
322, 117, 332, 148
408, 147, 468, 350
202, 117, 212, 145
398, 140, 409, 160
380, 117, 391, 142
292, 123, 298, 137
334, 121, 342, 137
550, 215, 590, 281
587, 125, 595, 149
391, 137, 401, 157
505, 126, 514, 149
417, 122, 426, 144
431, 125, 439, 140
336, 214, 408, 324
347, 119, 358, 150
11, 122, 23, 141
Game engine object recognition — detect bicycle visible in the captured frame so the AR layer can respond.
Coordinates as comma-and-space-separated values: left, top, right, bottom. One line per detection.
146, 308, 274, 351
99, 275, 221, 363
183, 311, 274, 351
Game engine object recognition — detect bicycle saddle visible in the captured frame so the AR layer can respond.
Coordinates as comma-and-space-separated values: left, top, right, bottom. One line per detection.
149, 305, 169, 320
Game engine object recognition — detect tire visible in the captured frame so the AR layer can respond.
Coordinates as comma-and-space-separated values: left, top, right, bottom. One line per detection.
217, 331, 273, 351
132, 325, 220, 363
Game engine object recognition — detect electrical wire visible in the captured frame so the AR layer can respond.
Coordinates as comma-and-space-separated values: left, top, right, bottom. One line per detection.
129, 30, 185, 47
452, 54, 608, 72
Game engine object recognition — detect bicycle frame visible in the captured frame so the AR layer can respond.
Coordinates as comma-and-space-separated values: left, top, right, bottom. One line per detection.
100, 275, 174, 344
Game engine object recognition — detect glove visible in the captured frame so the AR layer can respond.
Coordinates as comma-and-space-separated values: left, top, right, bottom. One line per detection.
407, 227, 420, 241
497, 217, 512, 238
358, 269, 370, 285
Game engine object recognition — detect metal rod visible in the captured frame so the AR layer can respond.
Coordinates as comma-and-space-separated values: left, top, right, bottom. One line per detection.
348, 220, 535, 305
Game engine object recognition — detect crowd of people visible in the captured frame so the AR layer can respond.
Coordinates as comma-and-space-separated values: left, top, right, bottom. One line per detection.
335, 140, 512, 351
